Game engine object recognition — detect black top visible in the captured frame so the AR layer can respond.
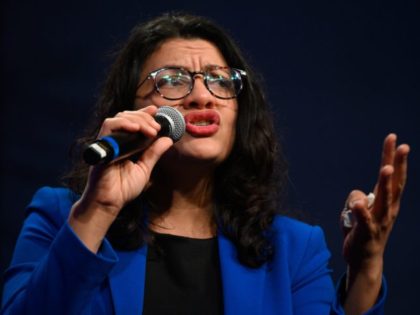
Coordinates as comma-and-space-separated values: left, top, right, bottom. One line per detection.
142, 232, 223, 315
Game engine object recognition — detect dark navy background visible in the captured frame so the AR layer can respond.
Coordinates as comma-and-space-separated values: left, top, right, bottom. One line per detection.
1, 0, 419, 312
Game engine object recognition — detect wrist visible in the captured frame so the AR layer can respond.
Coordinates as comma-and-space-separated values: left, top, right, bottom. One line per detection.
344, 257, 383, 314
68, 200, 118, 253
346, 256, 383, 291
348, 255, 383, 277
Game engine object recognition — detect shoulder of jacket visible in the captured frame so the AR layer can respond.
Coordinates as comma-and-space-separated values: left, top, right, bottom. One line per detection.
270, 215, 326, 254
26, 186, 78, 225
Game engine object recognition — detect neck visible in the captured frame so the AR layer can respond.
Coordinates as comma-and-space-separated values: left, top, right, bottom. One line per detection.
146, 162, 217, 238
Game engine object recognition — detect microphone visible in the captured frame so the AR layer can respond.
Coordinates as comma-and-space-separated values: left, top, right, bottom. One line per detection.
83, 106, 185, 165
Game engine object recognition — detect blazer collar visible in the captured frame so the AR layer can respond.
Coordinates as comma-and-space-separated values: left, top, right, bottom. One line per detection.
108, 234, 266, 315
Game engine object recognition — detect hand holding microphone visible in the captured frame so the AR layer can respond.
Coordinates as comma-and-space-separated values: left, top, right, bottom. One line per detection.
70, 106, 185, 253
83, 106, 185, 165
79, 105, 185, 208
80, 105, 185, 208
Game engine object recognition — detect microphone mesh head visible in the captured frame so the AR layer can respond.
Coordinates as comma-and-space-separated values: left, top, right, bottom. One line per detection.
156, 106, 186, 142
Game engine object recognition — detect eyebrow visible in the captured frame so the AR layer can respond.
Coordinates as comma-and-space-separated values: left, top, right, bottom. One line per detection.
158, 64, 227, 70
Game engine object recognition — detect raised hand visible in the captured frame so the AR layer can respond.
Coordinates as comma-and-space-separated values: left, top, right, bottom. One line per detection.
341, 133, 410, 314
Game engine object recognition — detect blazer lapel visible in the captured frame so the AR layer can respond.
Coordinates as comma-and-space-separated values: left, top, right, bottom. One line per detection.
107, 234, 266, 315
109, 245, 147, 315
218, 234, 267, 315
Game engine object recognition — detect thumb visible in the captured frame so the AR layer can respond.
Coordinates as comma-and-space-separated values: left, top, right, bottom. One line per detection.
349, 199, 372, 229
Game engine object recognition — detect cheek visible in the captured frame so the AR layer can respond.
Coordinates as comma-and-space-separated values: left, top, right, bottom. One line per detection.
134, 82, 160, 108
223, 111, 238, 150
137, 80, 154, 97
134, 94, 167, 110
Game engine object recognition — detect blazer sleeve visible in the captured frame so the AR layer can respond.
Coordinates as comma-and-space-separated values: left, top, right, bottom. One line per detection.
330, 274, 387, 315
1, 187, 118, 315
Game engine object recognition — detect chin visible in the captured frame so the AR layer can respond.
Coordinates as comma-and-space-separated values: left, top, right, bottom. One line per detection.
163, 141, 231, 166
184, 138, 231, 157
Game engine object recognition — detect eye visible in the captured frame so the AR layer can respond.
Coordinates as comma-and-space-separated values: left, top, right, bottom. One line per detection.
207, 72, 235, 90
156, 70, 190, 89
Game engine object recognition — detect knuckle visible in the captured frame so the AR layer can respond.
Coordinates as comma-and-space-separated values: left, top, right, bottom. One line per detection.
347, 189, 365, 202
350, 189, 364, 196
116, 110, 130, 117
101, 117, 116, 130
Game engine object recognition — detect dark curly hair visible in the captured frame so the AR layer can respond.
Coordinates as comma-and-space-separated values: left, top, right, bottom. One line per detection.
64, 12, 288, 268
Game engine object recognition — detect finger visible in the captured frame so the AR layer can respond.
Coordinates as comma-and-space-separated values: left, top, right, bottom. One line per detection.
372, 165, 394, 221
98, 117, 142, 137
115, 106, 161, 129
136, 137, 174, 175
118, 105, 159, 120
392, 144, 410, 201
114, 115, 161, 136
340, 199, 373, 235
141, 105, 159, 115
345, 190, 369, 209
99, 117, 160, 139
380, 133, 397, 167
100, 107, 161, 138
350, 199, 373, 228
341, 190, 369, 231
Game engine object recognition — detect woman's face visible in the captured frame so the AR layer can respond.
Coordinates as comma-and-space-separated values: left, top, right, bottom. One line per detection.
135, 38, 238, 167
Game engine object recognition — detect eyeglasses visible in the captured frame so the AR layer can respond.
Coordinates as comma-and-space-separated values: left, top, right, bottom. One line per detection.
137, 66, 247, 100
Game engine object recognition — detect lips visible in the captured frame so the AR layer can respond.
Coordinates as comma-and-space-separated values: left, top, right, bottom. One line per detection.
184, 110, 220, 137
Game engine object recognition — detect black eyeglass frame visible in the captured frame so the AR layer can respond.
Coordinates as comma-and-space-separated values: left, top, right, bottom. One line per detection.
137, 66, 247, 100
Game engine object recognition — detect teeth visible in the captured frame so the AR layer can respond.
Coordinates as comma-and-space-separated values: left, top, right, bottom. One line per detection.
192, 121, 211, 126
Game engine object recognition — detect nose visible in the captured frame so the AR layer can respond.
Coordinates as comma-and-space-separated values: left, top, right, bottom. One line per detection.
181, 75, 216, 109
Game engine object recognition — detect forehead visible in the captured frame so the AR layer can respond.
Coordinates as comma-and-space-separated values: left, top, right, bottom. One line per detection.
141, 38, 228, 75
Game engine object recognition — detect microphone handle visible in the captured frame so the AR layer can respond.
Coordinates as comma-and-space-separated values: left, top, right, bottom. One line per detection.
83, 132, 153, 165
83, 108, 176, 165
83, 118, 170, 166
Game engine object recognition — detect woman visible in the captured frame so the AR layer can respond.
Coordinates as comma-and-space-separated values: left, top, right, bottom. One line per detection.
1, 12, 410, 315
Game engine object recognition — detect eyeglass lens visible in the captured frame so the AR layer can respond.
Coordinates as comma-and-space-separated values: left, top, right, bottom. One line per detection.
154, 68, 242, 100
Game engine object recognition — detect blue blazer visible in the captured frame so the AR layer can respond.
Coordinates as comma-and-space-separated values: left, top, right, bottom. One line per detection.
1, 187, 386, 314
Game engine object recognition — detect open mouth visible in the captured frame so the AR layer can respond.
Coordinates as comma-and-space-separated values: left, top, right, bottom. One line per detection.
184, 110, 220, 137
191, 120, 212, 126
